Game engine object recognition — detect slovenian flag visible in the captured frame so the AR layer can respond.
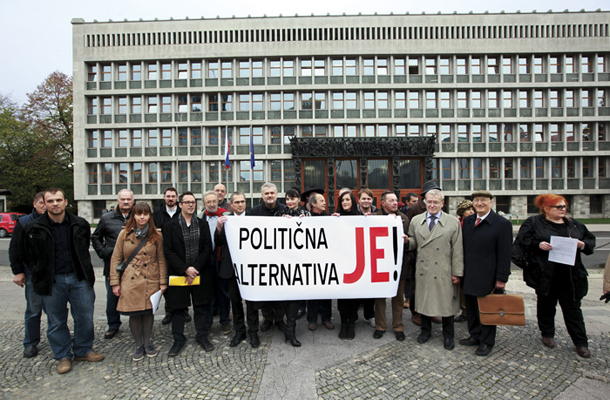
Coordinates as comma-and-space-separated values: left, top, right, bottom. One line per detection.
224, 130, 230, 170
250, 129, 255, 168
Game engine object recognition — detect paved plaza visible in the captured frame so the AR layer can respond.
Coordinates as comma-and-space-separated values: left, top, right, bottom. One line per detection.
0, 256, 609, 399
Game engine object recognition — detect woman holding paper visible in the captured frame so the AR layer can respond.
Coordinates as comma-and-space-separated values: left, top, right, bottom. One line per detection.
513, 194, 595, 358
110, 202, 167, 361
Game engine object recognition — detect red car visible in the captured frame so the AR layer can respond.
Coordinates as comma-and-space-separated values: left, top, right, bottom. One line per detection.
0, 212, 26, 238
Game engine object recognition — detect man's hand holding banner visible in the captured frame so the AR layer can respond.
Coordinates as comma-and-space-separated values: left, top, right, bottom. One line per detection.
224, 215, 404, 301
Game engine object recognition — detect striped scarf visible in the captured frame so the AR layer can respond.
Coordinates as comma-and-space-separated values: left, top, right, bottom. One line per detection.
179, 213, 200, 267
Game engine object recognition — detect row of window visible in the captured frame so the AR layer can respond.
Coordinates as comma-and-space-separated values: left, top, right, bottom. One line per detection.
87, 88, 609, 115
83, 21, 609, 48
86, 54, 609, 82
86, 122, 609, 150
431, 157, 607, 180
88, 160, 295, 186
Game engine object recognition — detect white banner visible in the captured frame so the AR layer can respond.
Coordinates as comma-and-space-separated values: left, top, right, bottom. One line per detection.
224, 215, 404, 301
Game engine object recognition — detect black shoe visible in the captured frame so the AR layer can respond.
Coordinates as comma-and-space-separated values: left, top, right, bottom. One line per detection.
197, 338, 214, 352
373, 330, 384, 339
395, 331, 406, 341
475, 344, 492, 357
459, 336, 480, 347
284, 329, 301, 347
346, 323, 355, 340
260, 319, 273, 333
230, 332, 247, 347
454, 314, 467, 323
444, 338, 455, 350
104, 329, 119, 339
249, 332, 260, 348
417, 332, 431, 344
296, 309, 306, 320
184, 313, 192, 323
576, 346, 591, 358
162, 313, 173, 326
338, 324, 348, 340
23, 345, 38, 358
168, 341, 184, 357
275, 320, 287, 332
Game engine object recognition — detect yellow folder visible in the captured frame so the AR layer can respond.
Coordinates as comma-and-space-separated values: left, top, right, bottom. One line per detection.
169, 275, 200, 286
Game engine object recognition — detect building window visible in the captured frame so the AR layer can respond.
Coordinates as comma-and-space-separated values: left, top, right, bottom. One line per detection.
208, 94, 218, 112
395, 92, 406, 109
118, 130, 128, 147
221, 61, 232, 78
283, 60, 294, 77
363, 59, 374, 75
502, 57, 513, 74
239, 94, 250, 111
252, 61, 263, 77
300, 59, 312, 76
520, 124, 531, 142
472, 125, 482, 142
118, 163, 128, 183
161, 63, 171, 79
239, 61, 250, 78
487, 57, 499, 74
409, 125, 421, 137
489, 124, 499, 143
503, 90, 513, 108
519, 90, 530, 108
161, 162, 172, 183
189, 62, 201, 79
426, 91, 437, 109
117, 64, 127, 81
101, 65, 111, 81
534, 91, 544, 108
270, 93, 281, 110
148, 163, 157, 183
132, 163, 142, 183
441, 159, 452, 180
191, 128, 201, 146
518, 57, 530, 74
178, 128, 188, 147
581, 55, 592, 73
394, 58, 405, 75
456, 58, 467, 75
147, 63, 158, 80
204, 62, 217, 79
535, 158, 545, 178
457, 91, 468, 108
88, 131, 98, 148
88, 98, 97, 115
101, 130, 112, 148
489, 158, 500, 179
208, 127, 219, 146
117, 97, 127, 114
147, 96, 158, 113
131, 130, 142, 147
148, 129, 158, 147
240, 160, 263, 181
283, 93, 294, 110
209, 162, 219, 183
425, 58, 437, 75
345, 59, 357, 75
440, 125, 451, 142
458, 159, 469, 179
520, 159, 531, 179
551, 158, 562, 178
408, 58, 420, 75
565, 90, 575, 108
131, 63, 141, 80
376, 58, 388, 75
315, 93, 326, 110
533, 57, 543, 74
301, 93, 312, 110
567, 158, 576, 178
565, 56, 575, 74
549, 90, 561, 108
471, 57, 482, 74
472, 91, 482, 108
439, 58, 450, 75
598, 56, 607, 73
565, 123, 575, 142
101, 98, 111, 115
102, 163, 113, 184
583, 157, 594, 177
473, 158, 483, 179
549, 56, 561, 74
161, 129, 171, 147
346, 92, 357, 109
458, 125, 469, 142
252, 94, 263, 111
534, 124, 544, 142
314, 59, 325, 76
131, 97, 141, 114
582, 89, 593, 108
331, 59, 343, 76
179, 162, 188, 183
550, 124, 561, 142
88, 65, 97, 82
409, 91, 420, 108
191, 161, 201, 182
505, 159, 514, 178
590, 195, 603, 214
582, 123, 593, 141
161, 96, 171, 113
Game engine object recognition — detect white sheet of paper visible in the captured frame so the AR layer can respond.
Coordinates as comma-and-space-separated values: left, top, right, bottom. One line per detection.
548, 236, 578, 266
150, 289, 162, 315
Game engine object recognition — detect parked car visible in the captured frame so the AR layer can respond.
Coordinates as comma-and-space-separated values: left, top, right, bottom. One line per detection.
0, 212, 26, 238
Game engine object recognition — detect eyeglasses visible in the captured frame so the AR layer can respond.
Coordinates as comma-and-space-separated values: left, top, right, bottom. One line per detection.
551, 205, 567, 210
181, 201, 196, 205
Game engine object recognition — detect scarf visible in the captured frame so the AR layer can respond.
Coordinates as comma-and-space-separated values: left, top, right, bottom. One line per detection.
205, 207, 227, 217
179, 213, 200, 266
135, 224, 149, 240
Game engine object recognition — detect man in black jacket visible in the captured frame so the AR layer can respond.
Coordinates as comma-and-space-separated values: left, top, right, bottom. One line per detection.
152, 186, 186, 325
20, 188, 104, 374
9, 192, 45, 358
91, 189, 134, 339
215, 192, 249, 346
163, 191, 214, 356
459, 190, 513, 357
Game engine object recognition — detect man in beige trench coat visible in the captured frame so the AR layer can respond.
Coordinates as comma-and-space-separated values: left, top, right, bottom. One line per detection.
407, 189, 464, 351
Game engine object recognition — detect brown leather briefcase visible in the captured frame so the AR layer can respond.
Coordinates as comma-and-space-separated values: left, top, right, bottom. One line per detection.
477, 293, 526, 326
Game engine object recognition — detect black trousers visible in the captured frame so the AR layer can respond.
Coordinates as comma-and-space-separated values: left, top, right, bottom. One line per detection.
227, 277, 245, 334
307, 299, 332, 323
338, 299, 359, 323
360, 298, 375, 320
246, 301, 265, 333
465, 294, 497, 347
261, 301, 285, 323
421, 315, 454, 340
172, 305, 209, 344
284, 301, 299, 329
537, 283, 588, 347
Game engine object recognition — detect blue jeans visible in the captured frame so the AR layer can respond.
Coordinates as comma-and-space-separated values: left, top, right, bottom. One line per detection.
105, 277, 121, 330
24, 275, 43, 348
40, 273, 96, 360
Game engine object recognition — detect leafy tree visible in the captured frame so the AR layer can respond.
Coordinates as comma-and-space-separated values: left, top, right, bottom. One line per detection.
0, 72, 74, 211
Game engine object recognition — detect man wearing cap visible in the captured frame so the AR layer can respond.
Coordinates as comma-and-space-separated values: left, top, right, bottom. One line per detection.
459, 190, 512, 357
301, 186, 324, 212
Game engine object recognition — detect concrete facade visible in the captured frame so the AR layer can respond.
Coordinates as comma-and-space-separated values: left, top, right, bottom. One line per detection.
72, 11, 610, 221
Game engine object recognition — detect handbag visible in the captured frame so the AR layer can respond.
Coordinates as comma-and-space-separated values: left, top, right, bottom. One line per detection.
477, 290, 526, 326
116, 237, 148, 279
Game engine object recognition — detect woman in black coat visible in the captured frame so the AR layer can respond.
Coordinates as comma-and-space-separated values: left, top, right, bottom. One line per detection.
333, 191, 361, 340
513, 194, 595, 358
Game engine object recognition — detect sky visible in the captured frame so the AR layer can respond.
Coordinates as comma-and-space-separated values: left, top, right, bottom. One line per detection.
1, 0, 607, 105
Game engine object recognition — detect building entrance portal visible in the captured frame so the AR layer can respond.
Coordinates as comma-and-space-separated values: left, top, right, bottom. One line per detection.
290, 137, 436, 211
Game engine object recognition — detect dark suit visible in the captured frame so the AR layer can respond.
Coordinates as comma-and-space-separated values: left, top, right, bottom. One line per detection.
461, 210, 512, 347
163, 216, 213, 344
215, 214, 246, 335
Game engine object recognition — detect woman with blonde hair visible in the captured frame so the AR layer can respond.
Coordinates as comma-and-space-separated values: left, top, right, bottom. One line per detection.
513, 194, 595, 358
110, 202, 167, 361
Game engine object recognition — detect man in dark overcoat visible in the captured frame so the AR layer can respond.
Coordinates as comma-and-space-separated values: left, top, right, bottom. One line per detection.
459, 190, 513, 357
163, 191, 213, 356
